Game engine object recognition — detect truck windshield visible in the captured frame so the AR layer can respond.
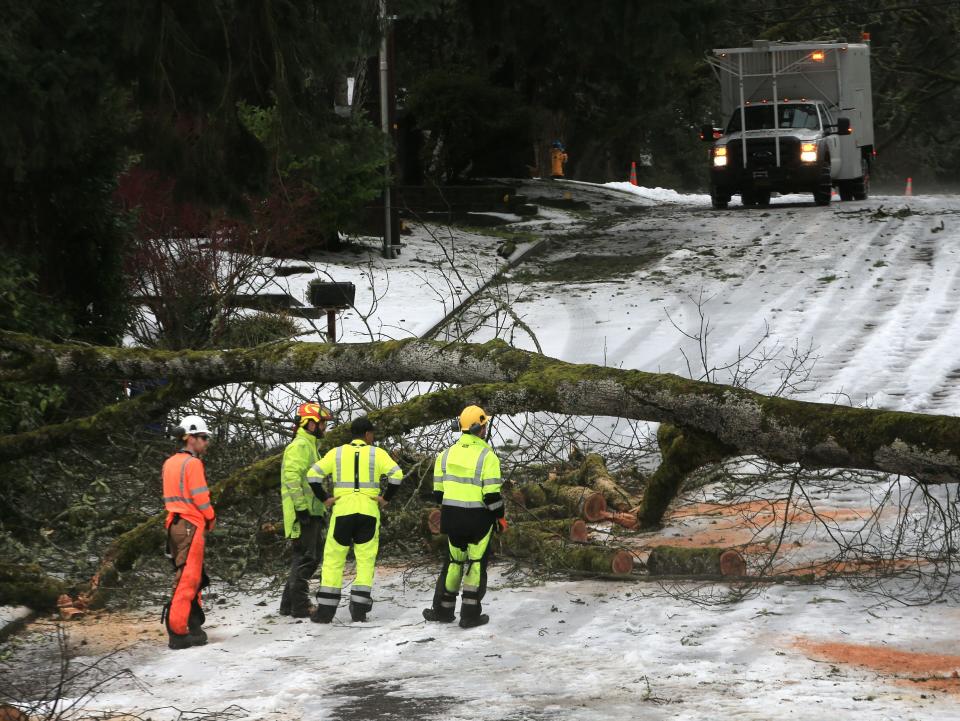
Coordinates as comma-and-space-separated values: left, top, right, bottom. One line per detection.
726, 104, 821, 132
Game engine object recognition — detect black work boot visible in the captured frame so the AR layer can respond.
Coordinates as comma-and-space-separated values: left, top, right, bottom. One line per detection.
349, 602, 368, 623
422, 608, 455, 623
291, 604, 316, 619
459, 613, 489, 629
168, 630, 207, 649
310, 605, 336, 624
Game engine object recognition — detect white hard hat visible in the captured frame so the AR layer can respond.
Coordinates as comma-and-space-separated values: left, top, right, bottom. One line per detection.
177, 415, 211, 437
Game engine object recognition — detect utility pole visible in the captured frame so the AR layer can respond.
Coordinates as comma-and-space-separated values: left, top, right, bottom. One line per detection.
379, 0, 395, 259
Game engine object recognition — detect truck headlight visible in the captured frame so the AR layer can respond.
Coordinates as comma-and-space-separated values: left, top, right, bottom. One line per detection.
800, 142, 818, 163
713, 146, 728, 167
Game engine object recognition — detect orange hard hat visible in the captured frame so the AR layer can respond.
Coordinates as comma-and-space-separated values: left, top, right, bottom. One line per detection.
297, 402, 333, 426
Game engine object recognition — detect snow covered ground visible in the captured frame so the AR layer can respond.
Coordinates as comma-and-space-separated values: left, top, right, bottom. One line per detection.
503, 184, 960, 414
8, 567, 960, 720
5, 181, 960, 719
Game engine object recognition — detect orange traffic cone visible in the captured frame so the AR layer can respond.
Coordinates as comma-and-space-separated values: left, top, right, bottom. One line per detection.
905, 177, 913, 196
629, 161, 638, 186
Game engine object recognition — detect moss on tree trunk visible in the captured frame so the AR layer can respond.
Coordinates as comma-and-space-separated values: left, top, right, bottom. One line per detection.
636, 423, 734, 528
496, 523, 632, 574
6, 330, 960, 483
578, 453, 640, 511
646, 545, 747, 577
0, 562, 70, 610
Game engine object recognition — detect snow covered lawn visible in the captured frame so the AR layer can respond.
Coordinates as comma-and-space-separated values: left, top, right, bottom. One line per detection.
10, 566, 959, 720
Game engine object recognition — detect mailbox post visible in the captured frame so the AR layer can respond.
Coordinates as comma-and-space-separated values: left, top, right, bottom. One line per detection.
308, 281, 356, 343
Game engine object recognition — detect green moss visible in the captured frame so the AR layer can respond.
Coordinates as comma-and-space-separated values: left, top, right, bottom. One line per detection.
637, 423, 733, 528
0, 562, 70, 610
646, 546, 727, 575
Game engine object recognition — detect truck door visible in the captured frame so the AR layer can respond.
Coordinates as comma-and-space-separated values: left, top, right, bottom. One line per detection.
821, 106, 841, 178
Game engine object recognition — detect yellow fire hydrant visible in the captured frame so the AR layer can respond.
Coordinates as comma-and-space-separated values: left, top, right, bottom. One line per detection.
550, 141, 568, 179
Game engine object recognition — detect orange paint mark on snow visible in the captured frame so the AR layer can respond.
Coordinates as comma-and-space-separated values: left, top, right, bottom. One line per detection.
796, 638, 960, 694
784, 556, 923, 579
634, 525, 757, 549
669, 500, 872, 525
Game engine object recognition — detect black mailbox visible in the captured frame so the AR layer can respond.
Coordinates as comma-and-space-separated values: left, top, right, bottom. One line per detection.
309, 281, 356, 309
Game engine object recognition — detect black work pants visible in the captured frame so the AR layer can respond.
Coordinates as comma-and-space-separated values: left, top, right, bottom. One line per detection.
280, 516, 325, 614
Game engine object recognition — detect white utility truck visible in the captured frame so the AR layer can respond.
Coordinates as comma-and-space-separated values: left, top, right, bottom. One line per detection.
701, 40, 874, 209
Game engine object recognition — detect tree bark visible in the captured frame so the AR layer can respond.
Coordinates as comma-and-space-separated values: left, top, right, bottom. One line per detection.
578, 453, 640, 511
495, 523, 633, 575
636, 423, 734, 528
0, 562, 70, 610
646, 546, 747, 578
6, 331, 960, 485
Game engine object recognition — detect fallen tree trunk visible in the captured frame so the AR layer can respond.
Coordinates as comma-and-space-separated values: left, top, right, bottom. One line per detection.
636, 423, 734, 528
0, 380, 203, 463
6, 332, 960, 484
0, 562, 70, 610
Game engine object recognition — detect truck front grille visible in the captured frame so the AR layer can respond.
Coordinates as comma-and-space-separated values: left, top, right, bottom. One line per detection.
725, 138, 802, 169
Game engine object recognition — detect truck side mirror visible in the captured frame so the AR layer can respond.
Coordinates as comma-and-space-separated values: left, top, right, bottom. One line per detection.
836, 117, 852, 135
699, 124, 721, 142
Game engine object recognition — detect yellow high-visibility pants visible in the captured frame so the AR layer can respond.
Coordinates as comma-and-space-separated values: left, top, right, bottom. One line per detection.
316, 495, 380, 611
432, 526, 493, 619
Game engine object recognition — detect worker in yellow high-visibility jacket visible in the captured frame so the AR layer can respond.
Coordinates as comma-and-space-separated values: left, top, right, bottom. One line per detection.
306, 416, 403, 623
422, 405, 504, 629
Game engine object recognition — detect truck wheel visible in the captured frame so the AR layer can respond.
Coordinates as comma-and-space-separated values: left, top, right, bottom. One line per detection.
813, 160, 832, 206
740, 190, 756, 207
852, 158, 870, 201
755, 190, 771, 207
838, 181, 855, 201
710, 186, 730, 210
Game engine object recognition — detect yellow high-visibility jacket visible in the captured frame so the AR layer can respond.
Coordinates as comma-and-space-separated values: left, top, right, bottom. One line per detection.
307, 439, 403, 516
433, 433, 503, 535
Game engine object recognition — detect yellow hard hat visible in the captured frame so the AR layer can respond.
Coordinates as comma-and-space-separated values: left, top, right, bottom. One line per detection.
459, 405, 489, 432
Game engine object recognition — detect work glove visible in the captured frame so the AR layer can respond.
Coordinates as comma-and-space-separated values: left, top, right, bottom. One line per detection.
496, 518, 508, 534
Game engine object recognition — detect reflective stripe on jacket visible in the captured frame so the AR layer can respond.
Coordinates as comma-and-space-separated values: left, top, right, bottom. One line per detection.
280, 427, 324, 539
162, 450, 215, 529
306, 440, 402, 511
433, 434, 502, 513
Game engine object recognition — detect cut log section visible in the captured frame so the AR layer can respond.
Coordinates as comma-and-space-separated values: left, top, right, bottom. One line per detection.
541, 482, 607, 521
496, 523, 633, 575
510, 518, 589, 543
578, 453, 640, 512
646, 546, 747, 577
426, 508, 442, 535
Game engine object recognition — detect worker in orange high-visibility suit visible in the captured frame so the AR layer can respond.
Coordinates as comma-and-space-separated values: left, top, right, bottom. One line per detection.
550, 141, 568, 179
161, 415, 216, 650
